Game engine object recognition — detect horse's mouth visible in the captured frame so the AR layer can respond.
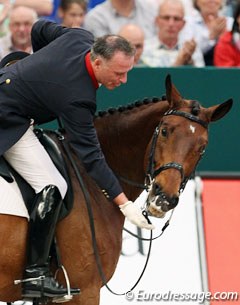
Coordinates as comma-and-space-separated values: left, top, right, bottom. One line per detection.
147, 195, 167, 218
147, 192, 179, 218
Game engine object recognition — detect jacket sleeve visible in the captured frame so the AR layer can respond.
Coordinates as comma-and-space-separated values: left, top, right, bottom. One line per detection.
31, 19, 71, 52
60, 102, 123, 200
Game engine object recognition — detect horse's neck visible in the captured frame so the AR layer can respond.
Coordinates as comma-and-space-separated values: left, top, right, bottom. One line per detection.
95, 100, 169, 196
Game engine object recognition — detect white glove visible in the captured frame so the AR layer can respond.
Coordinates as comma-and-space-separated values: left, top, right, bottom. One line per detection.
119, 201, 155, 230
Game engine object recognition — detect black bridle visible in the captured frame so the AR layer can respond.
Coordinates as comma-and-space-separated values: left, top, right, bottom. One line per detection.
146, 109, 208, 193
53, 109, 208, 297
118, 108, 208, 193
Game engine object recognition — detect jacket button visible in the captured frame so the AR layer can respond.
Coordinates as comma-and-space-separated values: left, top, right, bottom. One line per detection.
5, 79, 11, 84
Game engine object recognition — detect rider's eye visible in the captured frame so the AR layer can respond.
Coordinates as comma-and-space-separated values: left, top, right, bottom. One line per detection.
161, 128, 168, 137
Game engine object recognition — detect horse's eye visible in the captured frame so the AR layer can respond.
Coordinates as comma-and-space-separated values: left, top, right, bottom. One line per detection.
199, 146, 206, 156
161, 128, 168, 137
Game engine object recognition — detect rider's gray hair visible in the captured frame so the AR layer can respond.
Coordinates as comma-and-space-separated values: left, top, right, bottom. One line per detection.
90, 34, 136, 61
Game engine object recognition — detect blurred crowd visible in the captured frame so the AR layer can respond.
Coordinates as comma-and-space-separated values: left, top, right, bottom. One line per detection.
0, 0, 239, 67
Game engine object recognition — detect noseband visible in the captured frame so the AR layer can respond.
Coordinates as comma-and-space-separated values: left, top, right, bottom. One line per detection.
146, 109, 208, 193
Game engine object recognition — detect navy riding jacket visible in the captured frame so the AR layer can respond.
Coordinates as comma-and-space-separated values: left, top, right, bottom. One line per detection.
0, 19, 122, 200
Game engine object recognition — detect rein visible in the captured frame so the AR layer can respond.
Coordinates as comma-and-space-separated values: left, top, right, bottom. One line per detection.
124, 209, 174, 241
57, 130, 153, 297
55, 108, 208, 296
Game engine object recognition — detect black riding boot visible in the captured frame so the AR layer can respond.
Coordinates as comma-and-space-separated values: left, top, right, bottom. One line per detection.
22, 185, 80, 299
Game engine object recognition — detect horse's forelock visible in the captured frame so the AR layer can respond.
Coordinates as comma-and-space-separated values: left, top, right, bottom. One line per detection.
190, 100, 201, 116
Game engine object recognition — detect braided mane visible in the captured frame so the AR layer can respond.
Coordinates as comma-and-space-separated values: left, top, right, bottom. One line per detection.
96, 97, 201, 118
96, 96, 165, 118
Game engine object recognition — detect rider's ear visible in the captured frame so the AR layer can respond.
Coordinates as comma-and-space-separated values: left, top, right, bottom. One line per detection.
206, 99, 233, 122
165, 74, 182, 108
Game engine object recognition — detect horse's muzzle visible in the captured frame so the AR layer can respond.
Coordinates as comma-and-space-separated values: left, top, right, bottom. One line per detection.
155, 192, 179, 211
146, 184, 179, 218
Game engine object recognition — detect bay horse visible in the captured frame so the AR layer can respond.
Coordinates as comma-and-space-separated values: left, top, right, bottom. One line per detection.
0, 75, 232, 305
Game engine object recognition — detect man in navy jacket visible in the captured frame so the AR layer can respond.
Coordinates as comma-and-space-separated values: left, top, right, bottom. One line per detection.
0, 20, 154, 299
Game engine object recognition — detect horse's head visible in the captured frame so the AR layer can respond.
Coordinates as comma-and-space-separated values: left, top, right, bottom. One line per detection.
145, 75, 233, 218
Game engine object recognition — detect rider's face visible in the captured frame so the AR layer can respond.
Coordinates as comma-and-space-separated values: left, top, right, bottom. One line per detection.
92, 51, 134, 90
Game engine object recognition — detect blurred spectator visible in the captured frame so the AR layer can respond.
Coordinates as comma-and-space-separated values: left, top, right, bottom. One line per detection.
0, 0, 52, 37
182, 0, 233, 65
58, 0, 86, 27
0, 1, 11, 37
88, 0, 105, 10
2, 0, 53, 16
146, 0, 195, 16
142, 0, 204, 67
83, 0, 157, 39
118, 23, 145, 66
0, 6, 37, 59
214, 1, 240, 66
44, 0, 60, 23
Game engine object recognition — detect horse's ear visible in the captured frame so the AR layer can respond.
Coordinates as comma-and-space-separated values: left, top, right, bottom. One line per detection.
165, 74, 182, 107
206, 99, 233, 122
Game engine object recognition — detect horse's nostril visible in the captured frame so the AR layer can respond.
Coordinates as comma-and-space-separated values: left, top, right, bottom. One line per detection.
156, 193, 179, 210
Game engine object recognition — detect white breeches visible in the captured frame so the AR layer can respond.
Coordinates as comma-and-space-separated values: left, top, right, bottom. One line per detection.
0, 175, 29, 218
2, 126, 67, 206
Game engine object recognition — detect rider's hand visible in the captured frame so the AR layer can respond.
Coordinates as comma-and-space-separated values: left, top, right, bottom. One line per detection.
119, 201, 155, 230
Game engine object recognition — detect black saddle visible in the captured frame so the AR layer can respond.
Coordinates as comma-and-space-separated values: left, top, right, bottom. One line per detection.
0, 128, 73, 220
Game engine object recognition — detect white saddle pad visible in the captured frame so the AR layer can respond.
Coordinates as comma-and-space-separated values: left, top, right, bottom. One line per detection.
0, 176, 29, 219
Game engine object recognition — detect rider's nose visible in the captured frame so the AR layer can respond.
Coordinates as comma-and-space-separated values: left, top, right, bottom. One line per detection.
120, 74, 127, 84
